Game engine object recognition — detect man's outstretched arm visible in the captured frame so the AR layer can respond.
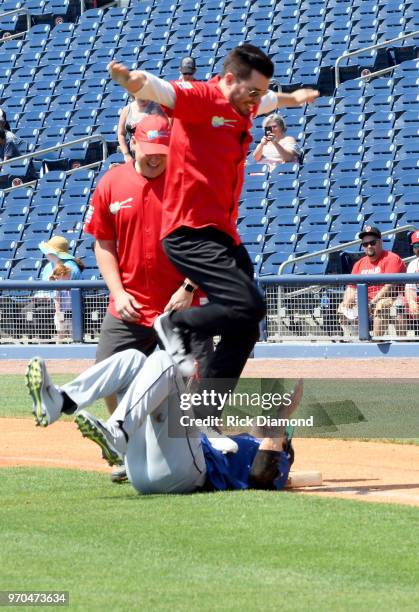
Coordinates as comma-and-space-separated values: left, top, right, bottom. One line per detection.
276, 89, 320, 108
258, 87, 320, 116
108, 60, 176, 108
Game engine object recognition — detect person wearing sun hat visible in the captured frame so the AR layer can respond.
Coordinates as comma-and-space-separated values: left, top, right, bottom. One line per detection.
38, 235, 84, 280
35, 236, 85, 339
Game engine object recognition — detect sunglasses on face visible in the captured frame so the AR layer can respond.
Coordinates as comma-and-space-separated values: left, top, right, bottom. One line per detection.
244, 86, 269, 99
362, 240, 378, 247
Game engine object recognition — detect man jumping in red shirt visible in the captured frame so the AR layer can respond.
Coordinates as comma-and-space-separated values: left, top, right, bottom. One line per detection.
108, 45, 319, 416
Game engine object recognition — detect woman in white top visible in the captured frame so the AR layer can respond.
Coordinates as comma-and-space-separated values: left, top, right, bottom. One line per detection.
253, 113, 302, 166
117, 98, 166, 163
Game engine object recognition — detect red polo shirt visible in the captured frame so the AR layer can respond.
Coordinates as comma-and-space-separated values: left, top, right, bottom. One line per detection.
84, 162, 197, 326
161, 77, 256, 245
351, 251, 406, 300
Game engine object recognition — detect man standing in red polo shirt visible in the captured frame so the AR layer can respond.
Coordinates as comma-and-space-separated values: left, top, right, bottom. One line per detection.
108, 45, 319, 412
84, 115, 201, 410
339, 226, 406, 336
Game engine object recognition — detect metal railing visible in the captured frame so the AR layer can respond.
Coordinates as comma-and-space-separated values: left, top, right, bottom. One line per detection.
0, 281, 107, 344
335, 30, 419, 88
0, 135, 108, 170
80, 0, 124, 14
277, 225, 415, 275
2, 275, 419, 345
0, 8, 31, 41
0, 134, 108, 192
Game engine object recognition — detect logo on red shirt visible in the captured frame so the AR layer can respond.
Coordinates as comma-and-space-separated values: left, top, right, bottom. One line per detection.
109, 197, 133, 214
211, 116, 237, 128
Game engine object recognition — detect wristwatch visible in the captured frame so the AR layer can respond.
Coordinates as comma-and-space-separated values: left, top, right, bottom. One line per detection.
182, 281, 196, 293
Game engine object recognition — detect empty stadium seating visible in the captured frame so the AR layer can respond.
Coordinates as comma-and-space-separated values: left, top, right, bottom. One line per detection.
0, 0, 417, 280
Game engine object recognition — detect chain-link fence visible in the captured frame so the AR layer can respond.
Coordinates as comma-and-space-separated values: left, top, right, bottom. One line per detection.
264, 283, 348, 341
262, 275, 419, 342
0, 286, 109, 344
83, 289, 108, 342
1, 277, 419, 344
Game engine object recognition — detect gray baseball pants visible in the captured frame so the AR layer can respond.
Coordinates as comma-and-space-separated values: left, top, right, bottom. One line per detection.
61, 349, 207, 494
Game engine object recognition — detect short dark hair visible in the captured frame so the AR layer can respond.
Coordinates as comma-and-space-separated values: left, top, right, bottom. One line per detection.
221, 44, 274, 80
0, 128, 5, 141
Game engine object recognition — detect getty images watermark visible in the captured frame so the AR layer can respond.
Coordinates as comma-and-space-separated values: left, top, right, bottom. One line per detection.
177, 389, 314, 429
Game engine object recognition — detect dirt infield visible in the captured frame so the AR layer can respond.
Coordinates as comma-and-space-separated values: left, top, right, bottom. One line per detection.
2, 417, 419, 507
2, 357, 419, 377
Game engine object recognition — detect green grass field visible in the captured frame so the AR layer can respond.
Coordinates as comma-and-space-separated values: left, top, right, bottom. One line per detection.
1, 467, 419, 612
0, 373, 109, 420
1, 373, 419, 610
3, 372, 419, 440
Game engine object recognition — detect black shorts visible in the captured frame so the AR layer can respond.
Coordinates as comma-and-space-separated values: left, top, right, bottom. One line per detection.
95, 312, 158, 363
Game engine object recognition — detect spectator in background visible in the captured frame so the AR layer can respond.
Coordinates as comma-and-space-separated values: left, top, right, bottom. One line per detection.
338, 226, 406, 337
39, 237, 84, 339
21, 236, 84, 340
253, 114, 302, 168
0, 128, 21, 161
49, 262, 73, 342
117, 97, 166, 163
404, 231, 419, 319
38, 235, 84, 281
0, 108, 12, 131
178, 56, 197, 82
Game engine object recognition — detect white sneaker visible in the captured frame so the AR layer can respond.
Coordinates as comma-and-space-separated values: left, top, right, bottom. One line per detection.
154, 312, 196, 377
75, 410, 125, 467
25, 357, 63, 427
201, 426, 239, 454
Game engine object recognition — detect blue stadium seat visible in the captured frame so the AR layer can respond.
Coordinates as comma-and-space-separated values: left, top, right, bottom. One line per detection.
258, 250, 295, 275
20, 220, 55, 240
53, 77, 81, 97
16, 111, 47, 130
26, 204, 58, 225
0, 196, 29, 220
0, 221, 24, 241
28, 78, 55, 97
53, 219, 83, 237
0, 237, 17, 255
3, 186, 33, 206
0, 46, 20, 70
2, 79, 31, 99
292, 260, 328, 274
64, 168, 95, 190
8, 256, 42, 277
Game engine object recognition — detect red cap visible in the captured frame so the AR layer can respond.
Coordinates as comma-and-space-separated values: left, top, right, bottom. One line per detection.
411, 230, 419, 246
133, 115, 170, 155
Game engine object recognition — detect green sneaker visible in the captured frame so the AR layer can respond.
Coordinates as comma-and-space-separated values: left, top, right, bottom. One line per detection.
75, 410, 124, 467
25, 357, 63, 427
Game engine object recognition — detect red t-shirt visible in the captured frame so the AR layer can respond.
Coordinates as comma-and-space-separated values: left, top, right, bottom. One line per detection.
351, 251, 406, 300
161, 77, 257, 245
84, 162, 198, 326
